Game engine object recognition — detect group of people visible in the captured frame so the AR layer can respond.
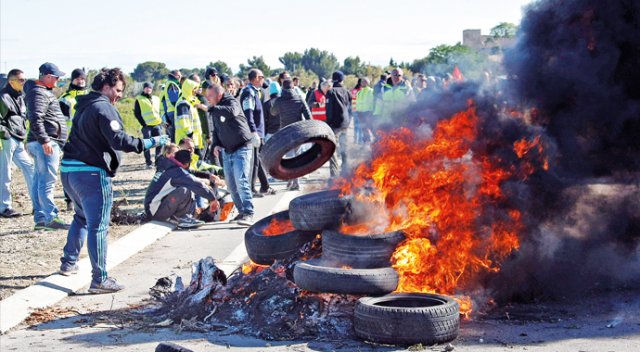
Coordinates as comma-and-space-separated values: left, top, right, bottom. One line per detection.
0, 61, 419, 295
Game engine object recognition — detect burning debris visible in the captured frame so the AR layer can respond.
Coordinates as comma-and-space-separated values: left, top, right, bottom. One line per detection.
150, 237, 361, 341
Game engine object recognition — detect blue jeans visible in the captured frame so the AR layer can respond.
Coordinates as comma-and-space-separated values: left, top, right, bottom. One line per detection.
222, 144, 254, 215
60, 163, 113, 283
142, 125, 163, 166
0, 137, 36, 212
26, 141, 60, 224
329, 129, 348, 177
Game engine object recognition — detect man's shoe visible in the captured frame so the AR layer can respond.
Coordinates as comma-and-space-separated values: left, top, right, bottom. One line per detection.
34, 222, 46, 230
252, 192, 264, 198
0, 208, 22, 218
260, 187, 277, 195
235, 214, 254, 227
44, 217, 70, 231
88, 277, 124, 294
177, 216, 205, 229
59, 262, 79, 276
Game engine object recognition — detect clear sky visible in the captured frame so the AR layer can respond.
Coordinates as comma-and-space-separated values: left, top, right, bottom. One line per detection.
0, 0, 535, 78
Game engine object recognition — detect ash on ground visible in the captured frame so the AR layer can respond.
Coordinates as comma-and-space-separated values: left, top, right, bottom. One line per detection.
149, 238, 360, 341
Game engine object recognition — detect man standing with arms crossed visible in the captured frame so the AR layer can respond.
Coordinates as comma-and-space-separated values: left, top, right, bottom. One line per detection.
59, 67, 169, 293
134, 82, 163, 168
239, 68, 273, 197
0, 69, 36, 218
25, 62, 69, 230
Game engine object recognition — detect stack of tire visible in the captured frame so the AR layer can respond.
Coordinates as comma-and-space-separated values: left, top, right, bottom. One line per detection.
247, 120, 461, 345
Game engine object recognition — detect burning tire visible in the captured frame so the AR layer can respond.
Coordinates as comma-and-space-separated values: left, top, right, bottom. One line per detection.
293, 258, 398, 294
321, 230, 406, 268
289, 190, 350, 231
354, 293, 460, 345
261, 120, 336, 180
245, 210, 317, 265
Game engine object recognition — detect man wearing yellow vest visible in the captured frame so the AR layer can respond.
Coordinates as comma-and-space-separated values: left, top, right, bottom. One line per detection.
59, 69, 88, 131
134, 82, 164, 168
355, 77, 374, 143
161, 70, 182, 142
378, 68, 415, 120
174, 79, 204, 158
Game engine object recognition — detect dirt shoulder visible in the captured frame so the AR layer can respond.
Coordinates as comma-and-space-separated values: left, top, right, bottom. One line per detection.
0, 153, 154, 300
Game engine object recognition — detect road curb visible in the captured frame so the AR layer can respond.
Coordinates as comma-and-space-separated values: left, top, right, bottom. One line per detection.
0, 220, 175, 334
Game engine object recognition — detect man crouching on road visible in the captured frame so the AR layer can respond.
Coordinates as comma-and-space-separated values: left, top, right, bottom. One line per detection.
205, 83, 256, 226
58, 67, 169, 294
144, 149, 219, 228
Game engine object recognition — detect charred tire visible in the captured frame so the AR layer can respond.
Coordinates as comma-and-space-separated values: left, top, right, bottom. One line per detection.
245, 210, 317, 265
289, 190, 350, 231
293, 258, 398, 295
322, 230, 406, 268
354, 293, 460, 345
261, 120, 336, 180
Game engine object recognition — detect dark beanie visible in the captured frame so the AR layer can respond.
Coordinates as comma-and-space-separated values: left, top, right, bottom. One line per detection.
71, 68, 86, 80
174, 150, 192, 166
332, 70, 345, 82
143, 81, 153, 89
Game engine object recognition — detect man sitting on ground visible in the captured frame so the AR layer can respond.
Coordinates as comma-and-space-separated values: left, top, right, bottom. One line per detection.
144, 149, 219, 228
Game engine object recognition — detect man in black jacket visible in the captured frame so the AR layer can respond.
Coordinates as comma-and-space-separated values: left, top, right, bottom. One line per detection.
144, 149, 218, 227
59, 68, 169, 293
25, 62, 69, 230
0, 69, 36, 218
270, 79, 312, 190
325, 70, 352, 177
205, 83, 255, 226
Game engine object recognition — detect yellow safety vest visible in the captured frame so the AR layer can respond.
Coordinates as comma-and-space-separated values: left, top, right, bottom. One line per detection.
174, 98, 204, 149
162, 79, 181, 117
380, 83, 413, 119
356, 86, 374, 112
136, 95, 162, 126
59, 88, 88, 130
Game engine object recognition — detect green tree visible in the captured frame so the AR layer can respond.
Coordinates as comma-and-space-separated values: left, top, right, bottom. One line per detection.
301, 48, 339, 80
341, 56, 366, 76
389, 58, 397, 67
237, 55, 272, 78
131, 61, 169, 82
279, 52, 303, 72
208, 61, 233, 76
490, 22, 518, 38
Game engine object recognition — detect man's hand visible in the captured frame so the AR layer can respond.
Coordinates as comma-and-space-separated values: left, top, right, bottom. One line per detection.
210, 174, 225, 187
209, 199, 220, 213
213, 146, 222, 158
251, 132, 261, 148
42, 142, 54, 155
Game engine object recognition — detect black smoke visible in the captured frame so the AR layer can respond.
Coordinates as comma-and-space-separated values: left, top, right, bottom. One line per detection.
494, 0, 640, 301
504, 0, 640, 178
385, 0, 640, 302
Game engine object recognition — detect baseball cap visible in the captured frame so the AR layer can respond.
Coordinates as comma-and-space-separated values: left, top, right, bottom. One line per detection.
39, 62, 65, 77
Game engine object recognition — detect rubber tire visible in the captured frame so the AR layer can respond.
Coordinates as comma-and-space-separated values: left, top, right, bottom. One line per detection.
293, 258, 398, 295
244, 210, 317, 265
289, 190, 350, 231
261, 120, 336, 180
354, 293, 460, 345
321, 230, 406, 268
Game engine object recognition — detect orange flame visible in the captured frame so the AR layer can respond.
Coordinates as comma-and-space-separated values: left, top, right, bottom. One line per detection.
336, 105, 533, 316
262, 218, 295, 236
241, 260, 269, 275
